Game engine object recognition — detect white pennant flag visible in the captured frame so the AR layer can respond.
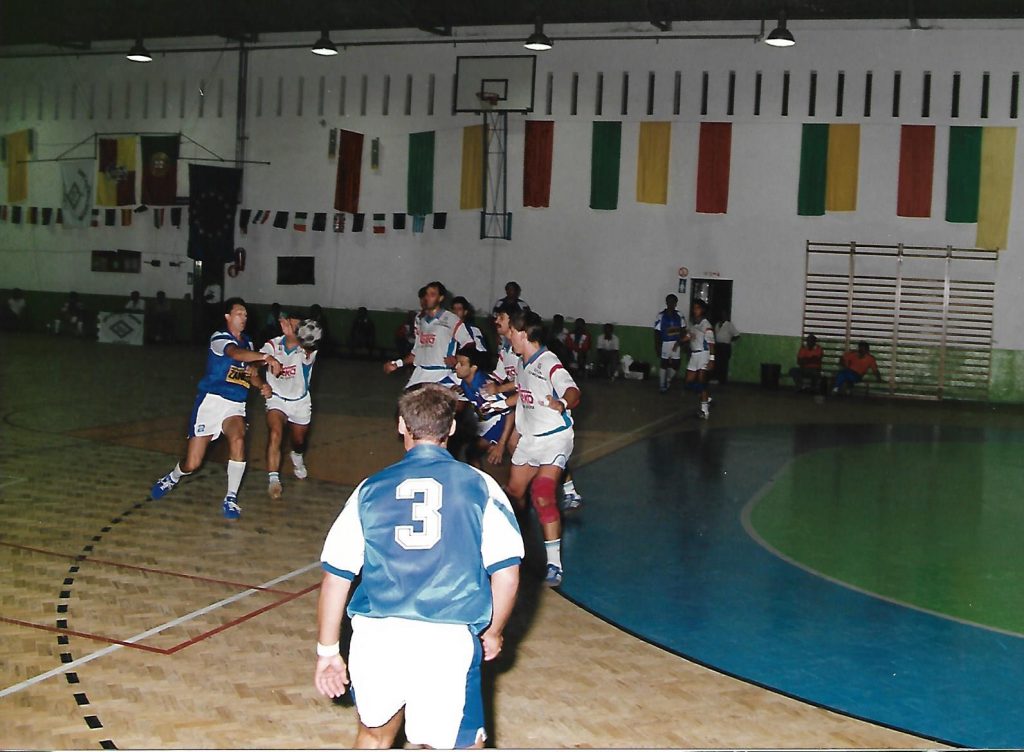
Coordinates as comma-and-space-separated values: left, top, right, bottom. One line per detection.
61, 162, 93, 228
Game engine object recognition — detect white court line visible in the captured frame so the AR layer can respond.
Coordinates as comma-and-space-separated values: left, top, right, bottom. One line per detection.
0, 474, 29, 491
574, 408, 686, 465
0, 561, 321, 699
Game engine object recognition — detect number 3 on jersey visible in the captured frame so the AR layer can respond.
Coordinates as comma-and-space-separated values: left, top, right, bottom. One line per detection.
394, 478, 443, 550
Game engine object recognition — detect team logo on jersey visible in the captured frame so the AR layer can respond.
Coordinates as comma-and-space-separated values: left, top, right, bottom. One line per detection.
505, 365, 516, 378
419, 333, 437, 345
279, 364, 297, 379
517, 387, 535, 406
225, 364, 251, 387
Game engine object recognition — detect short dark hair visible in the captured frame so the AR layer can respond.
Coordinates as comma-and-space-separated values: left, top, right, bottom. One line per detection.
417, 286, 428, 299
494, 302, 517, 318
224, 297, 246, 314
425, 281, 447, 299
457, 343, 490, 371
505, 281, 521, 295
399, 384, 456, 442
510, 310, 546, 344
666, 294, 678, 305
451, 296, 473, 314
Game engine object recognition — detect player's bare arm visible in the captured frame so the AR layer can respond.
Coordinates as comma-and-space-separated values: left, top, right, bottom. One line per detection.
487, 408, 517, 465
314, 570, 353, 699
225, 343, 283, 376
546, 386, 580, 413
480, 564, 520, 661
383, 352, 414, 374
246, 365, 273, 399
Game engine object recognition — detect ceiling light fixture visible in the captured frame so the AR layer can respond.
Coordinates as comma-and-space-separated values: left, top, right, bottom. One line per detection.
126, 38, 153, 63
764, 9, 795, 47
311, 30, 339, 56
524, 19, 553, 51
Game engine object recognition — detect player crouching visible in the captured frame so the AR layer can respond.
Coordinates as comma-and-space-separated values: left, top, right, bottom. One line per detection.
150, 298, 282, 519
504, 311, 581, 587
451, 344, 515, 467
260, 309, 321, 499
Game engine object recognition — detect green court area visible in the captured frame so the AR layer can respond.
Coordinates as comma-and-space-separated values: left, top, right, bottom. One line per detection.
748, 440, 1024, 636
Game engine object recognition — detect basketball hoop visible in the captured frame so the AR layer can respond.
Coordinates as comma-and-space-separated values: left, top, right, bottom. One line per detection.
476, 91, 501, 111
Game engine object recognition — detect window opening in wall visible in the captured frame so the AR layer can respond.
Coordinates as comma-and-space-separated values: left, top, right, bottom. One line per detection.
781, 71, 790, 116
107, 82, 114, 119
141, 81, 148, 119
864, 71, 873, 117
754, 71, 762, 115
621, 72, 629, 116
700, 71, 709, 115
1011, 73, 1020, 119
892, 71, 901, 117
673, 71, 681, 115
318, 75, 326, 116
217, 79, 224, 117
570, 73, 579, 115
178, 80, 185, 119
404, 74, 413, 115
951, 71, 960, 118
360, 74, 368, 116
595, 73, 604, 116
340, 76, 347, 116
295, 76, 303, 116
71, 82, 78, 119
426, 74, 434, 116
836, 71, 845, 117
808, 70, 817, 116
727, 70, 736, 116
255, 77, 263, 117
275, 76, 283, 116
277, 257, 315, 285
382, 74, 390, 116
545, 72, 553, 115
646, 71, 655, 115
981, 72, 990, 118
921, 71, 931, 118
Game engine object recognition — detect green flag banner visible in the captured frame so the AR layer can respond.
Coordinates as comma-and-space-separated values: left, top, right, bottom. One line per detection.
408, 131, 435, 216
590, 121, 622, 210
945, 126, 982, 223
797, 124, 829, 216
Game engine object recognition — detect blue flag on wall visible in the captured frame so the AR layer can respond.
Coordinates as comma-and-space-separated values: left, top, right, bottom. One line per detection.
187, 164, 242, 263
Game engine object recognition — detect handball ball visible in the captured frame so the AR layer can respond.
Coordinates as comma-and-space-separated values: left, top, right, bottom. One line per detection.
296, 319, 323, 349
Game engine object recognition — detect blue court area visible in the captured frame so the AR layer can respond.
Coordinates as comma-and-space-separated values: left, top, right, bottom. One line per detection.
561, 423, 1024, 748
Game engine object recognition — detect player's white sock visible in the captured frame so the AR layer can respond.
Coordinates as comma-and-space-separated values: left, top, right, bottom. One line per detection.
666, 368, 676, 386
227, 460, 246, 496
545, 539, 562, 569
562, 479, 577, 497
170, 463, 190, 483
268, 471, 280, 483
659, 369, 668, 389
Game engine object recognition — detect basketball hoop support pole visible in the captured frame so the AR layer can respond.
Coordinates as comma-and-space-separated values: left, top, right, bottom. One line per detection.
480, 109, 511, 240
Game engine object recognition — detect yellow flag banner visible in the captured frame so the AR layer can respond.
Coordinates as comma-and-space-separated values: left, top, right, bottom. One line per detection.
976, 126, 1017, 250
636, 121, 672, 205
5, 129, 32, 203
96, 136, 137, 207
824, 124, 860, 212
460, 125, 484, 210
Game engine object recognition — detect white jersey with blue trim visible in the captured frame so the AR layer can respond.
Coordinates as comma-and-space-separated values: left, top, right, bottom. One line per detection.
688, 317, 716, 352
467, 322, 488, 353
319, 443, 523, 634
514, 347, 577, 437
491, 340, 519, 383
260, 335, 317, 401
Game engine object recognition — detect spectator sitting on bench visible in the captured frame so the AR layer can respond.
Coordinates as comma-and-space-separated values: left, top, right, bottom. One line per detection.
789, 334, 824, 392
566, 317, 592, 377
2, 288, 27, 331
596, 323, 621, 380
55, 291, 85, 336
349, 306, 377, 358
832, 341, 882, 395
125, 290, 145, 313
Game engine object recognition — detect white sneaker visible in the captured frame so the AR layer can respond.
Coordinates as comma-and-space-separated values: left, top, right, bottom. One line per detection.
268, 480, 283, 500
293, 463, 308, 480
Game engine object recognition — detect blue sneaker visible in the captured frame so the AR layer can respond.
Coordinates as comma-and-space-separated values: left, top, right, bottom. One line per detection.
544, 563, 563, 588
560, 492, 584, 513
150, 473, 178, 500
222, 495, 242, 519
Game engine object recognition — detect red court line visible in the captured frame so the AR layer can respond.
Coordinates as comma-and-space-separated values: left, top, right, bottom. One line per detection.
0, 615, 169, 654
0, 541, 296, 595
165, 583, 321, 654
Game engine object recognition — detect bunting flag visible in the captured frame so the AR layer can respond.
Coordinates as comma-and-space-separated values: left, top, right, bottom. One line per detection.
946, 126, 1017, 249
259, 210, 271, 224
273, 211, 288, 229
412, 215, 426, 233
105, 208, 116, 226
90, 208, 99, 227
432, 212, 447, 230
407, 131, 435, 216
393, 213, 407, 230
797, 124, 860, 215
373, 213, 387, 234
153, 208, 165, 229
590, 121, 622, 210
293, 212, 308, 231
460, 125, 484, 210
897, 125, 936, 218
96, 137, 137, 206
239, 208, 251, 233
352, 213, 365, 232
333, 212, 346, 232
5, 129, 32, 203
187, 164, 242, 263
696, 122, 732, 214
334, 129, 364, 213
170, 207, 183, 227
312, 212, 327, 231
11, 205, 22, 224
56, 208, 63, 224
121, 208, 133, 226
636, 121, 672, 205
0, 205, 7, 222
140, 135, 179, 205
61, 162, 93, 227
27, 206, 38, 225
41, 207, 53, 225
523, 120, 554, 208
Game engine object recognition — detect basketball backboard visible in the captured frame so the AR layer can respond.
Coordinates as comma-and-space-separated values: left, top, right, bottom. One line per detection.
454, 55, 536, 113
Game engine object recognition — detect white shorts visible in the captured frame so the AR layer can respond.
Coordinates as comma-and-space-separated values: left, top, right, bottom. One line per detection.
188, 393, 246, 440
660, 340, 683, 361
687, 351, 711, 372
265, 394, 312, 425
511, 429, 574, 469
405, 366, 456, 390
349, 615, 485, 749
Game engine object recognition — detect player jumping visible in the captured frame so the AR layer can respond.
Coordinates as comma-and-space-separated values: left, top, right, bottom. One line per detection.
150, 298, 282, 519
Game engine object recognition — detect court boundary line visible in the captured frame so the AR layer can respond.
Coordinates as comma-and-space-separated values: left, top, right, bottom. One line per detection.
0, 562, 321, 698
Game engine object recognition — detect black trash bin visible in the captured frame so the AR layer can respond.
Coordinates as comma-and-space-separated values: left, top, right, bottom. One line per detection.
760, 362, 781, 389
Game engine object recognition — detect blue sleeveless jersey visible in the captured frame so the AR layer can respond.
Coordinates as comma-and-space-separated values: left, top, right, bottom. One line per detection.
197, 330, 254, 402
320, 443, 523, 634
653, 309, 684, 341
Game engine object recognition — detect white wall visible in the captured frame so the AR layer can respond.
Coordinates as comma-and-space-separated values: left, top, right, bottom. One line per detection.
2, 21, 1023, 349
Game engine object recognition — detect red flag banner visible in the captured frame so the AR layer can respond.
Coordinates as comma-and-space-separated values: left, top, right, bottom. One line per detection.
696, 122, 732, 214
523, 121, 554, 208
334, 129, 364, 214
897, 125, 935, 218
140, 135, 180, 206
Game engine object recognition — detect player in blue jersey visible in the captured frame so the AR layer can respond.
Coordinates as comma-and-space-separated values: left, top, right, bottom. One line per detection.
150, 298, 283, 519
653, 294, 685, 394
314, 385, 522, 749
452, 344, 514, 467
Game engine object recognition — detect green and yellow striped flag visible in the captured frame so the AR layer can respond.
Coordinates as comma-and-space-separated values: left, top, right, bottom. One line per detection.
797, 123, 860, 215
946, 126, 1017, 250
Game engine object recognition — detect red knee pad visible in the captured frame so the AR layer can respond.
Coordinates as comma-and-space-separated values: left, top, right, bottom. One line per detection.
530, 477, 559, 524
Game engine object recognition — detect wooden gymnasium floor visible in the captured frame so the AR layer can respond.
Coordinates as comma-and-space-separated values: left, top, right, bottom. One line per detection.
5, 333, 1002, 749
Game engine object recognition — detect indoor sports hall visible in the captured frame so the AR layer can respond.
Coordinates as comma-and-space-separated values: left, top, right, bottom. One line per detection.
3, 2, 1024, 749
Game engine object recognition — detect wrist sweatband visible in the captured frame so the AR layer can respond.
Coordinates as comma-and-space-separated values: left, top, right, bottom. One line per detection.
391, 358, 404, 368
317, 641, 340, 657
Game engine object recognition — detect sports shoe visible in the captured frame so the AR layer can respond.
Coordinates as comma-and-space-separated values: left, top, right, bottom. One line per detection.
150, 473, 178, 500
268, 480, 283, 500
293, 462, 308, 480
544, 563, 563, 588
698, 408, 710, 420
561, 492, 584, 513
222, 495, 242, 519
